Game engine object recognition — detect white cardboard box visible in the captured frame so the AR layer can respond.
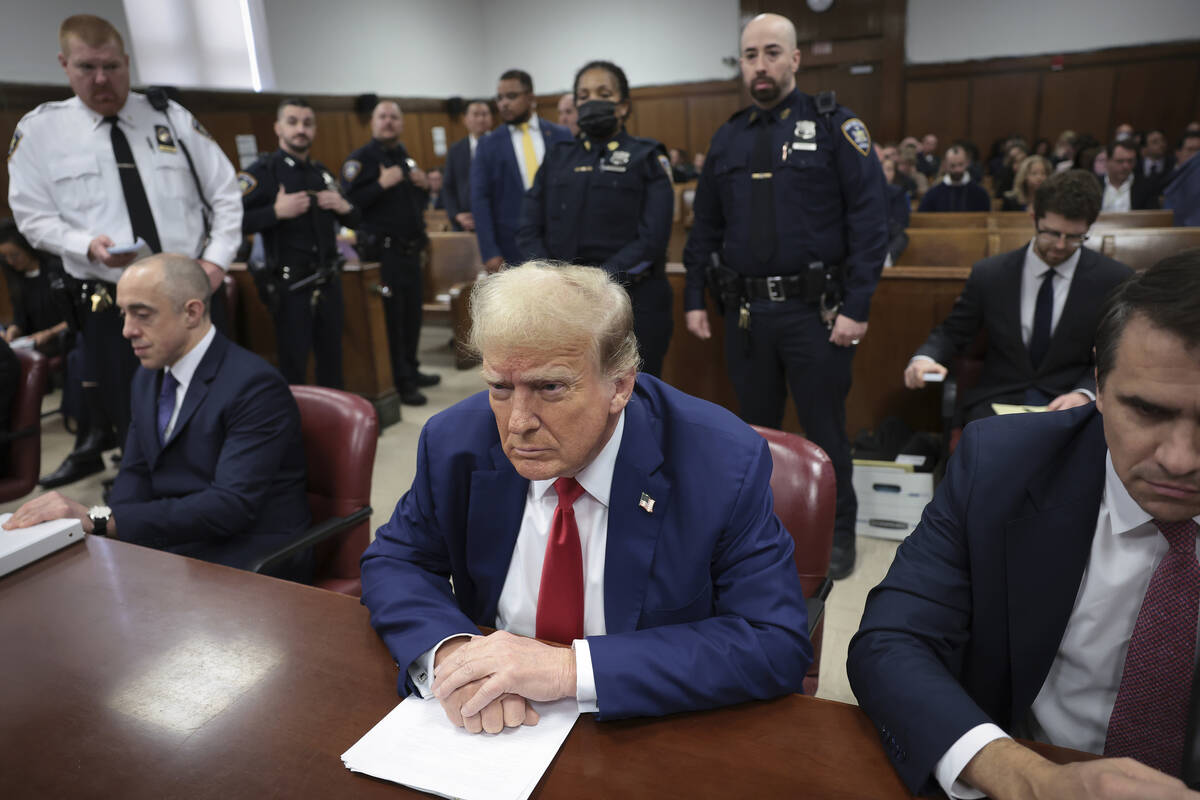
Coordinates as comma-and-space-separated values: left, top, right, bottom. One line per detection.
0, 515, 85, 577
852, 462, 935, 541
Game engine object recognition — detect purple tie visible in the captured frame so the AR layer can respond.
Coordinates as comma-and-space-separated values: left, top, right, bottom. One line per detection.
157, 370, 179, 444
1104, 518, 1200, 776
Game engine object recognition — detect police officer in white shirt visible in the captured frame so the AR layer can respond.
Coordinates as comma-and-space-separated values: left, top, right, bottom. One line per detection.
7, 14, 241, 487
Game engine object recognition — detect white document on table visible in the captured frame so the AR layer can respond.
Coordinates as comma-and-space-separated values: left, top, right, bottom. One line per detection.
341, 695, 579, 800
0, 514, 84, 577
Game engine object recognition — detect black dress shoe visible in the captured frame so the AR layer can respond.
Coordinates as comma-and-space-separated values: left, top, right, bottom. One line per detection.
829, 540, 857, 581
415, 372, 441, 388
400, 387, 428, 406
39, 453, 106, 489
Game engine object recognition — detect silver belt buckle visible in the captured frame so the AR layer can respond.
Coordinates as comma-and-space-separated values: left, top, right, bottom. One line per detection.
766, 276, 785, 302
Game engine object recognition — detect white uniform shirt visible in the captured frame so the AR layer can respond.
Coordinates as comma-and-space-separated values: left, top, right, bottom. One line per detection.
8, 92, 242, 283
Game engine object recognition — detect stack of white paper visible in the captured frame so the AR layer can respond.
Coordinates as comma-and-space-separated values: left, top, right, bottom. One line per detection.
0, 514, 84, 578
342, 696, 579, 800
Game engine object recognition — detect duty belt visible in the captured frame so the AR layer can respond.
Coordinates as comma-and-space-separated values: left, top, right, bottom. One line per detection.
741, 274, 809, 302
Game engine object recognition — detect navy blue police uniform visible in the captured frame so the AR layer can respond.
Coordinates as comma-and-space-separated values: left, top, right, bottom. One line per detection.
517, 130, 674, 376
340, 139, 428, 400
240, 150, 359, 388
683, 88, 888, 575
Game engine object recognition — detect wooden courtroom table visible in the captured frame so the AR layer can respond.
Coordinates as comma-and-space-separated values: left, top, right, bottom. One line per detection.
0, 537, 1088, 799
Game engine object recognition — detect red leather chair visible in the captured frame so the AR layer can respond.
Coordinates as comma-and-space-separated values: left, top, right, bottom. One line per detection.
0, 349, 49, 503
751, 425, 836, 696
252, 386, 378, 595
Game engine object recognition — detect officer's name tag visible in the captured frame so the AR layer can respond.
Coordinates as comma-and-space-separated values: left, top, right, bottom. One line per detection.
792, 142, 817, 152
574, 165, 593, 173
599, 164, 627, 173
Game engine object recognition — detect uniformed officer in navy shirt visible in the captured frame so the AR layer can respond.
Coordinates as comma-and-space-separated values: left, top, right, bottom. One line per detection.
241, 98, 359, 389
517, 60, 674, 377
341, 100, 440, 406
683, 13, 888, 579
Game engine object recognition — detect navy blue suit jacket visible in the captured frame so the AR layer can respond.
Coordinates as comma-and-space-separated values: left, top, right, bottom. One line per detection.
442, 136, 472, 231
469, 117, 571, 263
109, 331, 311, 571
848, 405, 1110, 793
360, 374, 811, 720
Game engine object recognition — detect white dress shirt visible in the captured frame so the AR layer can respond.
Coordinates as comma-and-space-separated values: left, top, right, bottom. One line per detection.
506, 113, 546, 189
8, 93, 242, 283
935, 452, 1200, 799
1102, 175, 1133, 211
160, 325, 216, 441
468, 134, 479, 159
409, 410, 627, 713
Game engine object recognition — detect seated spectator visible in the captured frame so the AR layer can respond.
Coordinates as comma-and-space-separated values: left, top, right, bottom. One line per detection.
1163, 130, 1200, 226
1140, 128, 1174, 180
669, 147, 697, 183
0, 219, 70, 357
853, 252, 1199, 798
954, 139, 984, 183
993, 142, 1029, 197
1113, 121, 1135, 142
359, 262, 810, 733
1077, 145, 1104, 177
895, 145, 929, 198
425, 168, 445, 210
1100, 139, 1160, 211
881, 158, 910, 263
557, 92, 579, 138
916, 133, 939, 176
1031, 137, 1051, 158
0, 337, 18, 475
1000, 154, 1050, 211
3, 254, 312, 578
903, 170, 1132, 423
1051, 129, 1078, 171
692, 150, 706, 175
918, 146, 991, 212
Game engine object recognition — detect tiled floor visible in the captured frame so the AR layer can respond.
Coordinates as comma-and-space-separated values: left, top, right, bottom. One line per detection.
1, 323, 901, 705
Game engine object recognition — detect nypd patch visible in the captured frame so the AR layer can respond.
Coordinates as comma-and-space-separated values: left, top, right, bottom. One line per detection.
658, 153, 672, 181
841, 118, 871, 157
236, 171, 257, 196
342, 159, 362, 181
7, 129, 22, 162
191, 117, 214, 140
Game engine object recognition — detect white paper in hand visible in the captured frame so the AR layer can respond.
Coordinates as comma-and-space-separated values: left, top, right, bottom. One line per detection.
342, 695, 579, 800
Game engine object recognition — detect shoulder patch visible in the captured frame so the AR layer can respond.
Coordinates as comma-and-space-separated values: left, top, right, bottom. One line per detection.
237, 171, 258, 196
191, 117, 214, 140
658, 153, 673, 180
7, 129, 22, 162
841, 118, 872, 157
342, 159, 362, 181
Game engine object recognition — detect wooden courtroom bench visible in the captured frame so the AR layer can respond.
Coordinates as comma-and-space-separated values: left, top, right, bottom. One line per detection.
895, 228, 990, 266
910, 209, 1174, 232
907, 212, 990, 229
423, 232, 483, 324
423, 209, 451, 232
1092, 226, 1200, 271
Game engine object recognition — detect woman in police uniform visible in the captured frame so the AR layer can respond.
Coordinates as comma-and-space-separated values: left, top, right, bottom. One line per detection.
517, 60, 674, 377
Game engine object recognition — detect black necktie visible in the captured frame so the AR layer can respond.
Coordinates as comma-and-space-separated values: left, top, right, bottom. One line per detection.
106, 116, 162, 253
750, 113, 776, 264
1029, 268, 1057, 368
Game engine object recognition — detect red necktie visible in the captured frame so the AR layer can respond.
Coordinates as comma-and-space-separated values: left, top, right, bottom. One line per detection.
1104, 518, 1200, 775
535, 477, 586, 644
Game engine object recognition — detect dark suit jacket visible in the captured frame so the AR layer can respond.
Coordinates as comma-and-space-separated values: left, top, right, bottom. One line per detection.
469, 117, 571, 263
847, 405, 1110, 793
1098, 172, 1161, 210
917, 181, 992, 212
109, 331, 311, 571
360, 374, 811, 720
914, 245, 1132, 415
442, 136, 472, 231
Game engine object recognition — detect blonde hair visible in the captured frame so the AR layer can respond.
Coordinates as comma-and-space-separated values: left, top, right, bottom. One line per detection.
467, 262, 639, 379
1008, 154, 1052, 207
59, 14, 125, 56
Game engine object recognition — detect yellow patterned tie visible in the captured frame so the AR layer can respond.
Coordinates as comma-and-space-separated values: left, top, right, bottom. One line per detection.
519, 122, 538, 188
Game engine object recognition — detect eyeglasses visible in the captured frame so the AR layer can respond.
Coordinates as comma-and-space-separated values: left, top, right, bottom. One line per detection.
1035, 227, 1089, 248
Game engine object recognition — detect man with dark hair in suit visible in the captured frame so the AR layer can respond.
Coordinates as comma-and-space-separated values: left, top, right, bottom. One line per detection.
1101, 139, 1160, 211
904, 169, 1132, 422
850, 251, 1200, 798
470, 70, 571, 272
4, 254, 311, 577
442, 100, 493, 233
361, 262, 810, 735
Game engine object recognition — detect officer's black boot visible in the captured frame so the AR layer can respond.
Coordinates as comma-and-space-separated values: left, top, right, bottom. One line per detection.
829, 528, 857, 581
39, 386, 114, 488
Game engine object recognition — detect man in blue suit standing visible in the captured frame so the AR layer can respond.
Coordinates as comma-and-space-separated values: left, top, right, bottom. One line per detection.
361, 262, 810, 734
470, 70, 571, 272
4, 254, 310, 576
849, 253, 1200, 798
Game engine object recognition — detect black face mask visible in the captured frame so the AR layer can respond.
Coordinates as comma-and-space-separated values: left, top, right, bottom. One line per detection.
577, 100, 621, 139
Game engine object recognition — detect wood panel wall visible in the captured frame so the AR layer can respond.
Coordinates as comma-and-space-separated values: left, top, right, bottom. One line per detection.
905, 41, 1200, 157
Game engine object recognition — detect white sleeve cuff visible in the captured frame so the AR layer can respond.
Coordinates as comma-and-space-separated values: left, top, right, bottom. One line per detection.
934, 723, 1011, 800
573, 638, 598, 713
908, 355, 938, 367
407, 633, 473, 699
1073, 388, 1096, 402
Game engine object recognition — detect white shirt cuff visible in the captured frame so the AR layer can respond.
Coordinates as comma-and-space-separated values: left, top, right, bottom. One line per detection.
908, 355, 938, 367
1072, 388, 1096, 402
934, 723, 1011, 799
407, 633, 474, 699
573, 638, 598, 713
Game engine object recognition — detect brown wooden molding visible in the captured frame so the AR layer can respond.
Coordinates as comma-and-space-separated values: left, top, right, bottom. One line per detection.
906, 39, 1200, 81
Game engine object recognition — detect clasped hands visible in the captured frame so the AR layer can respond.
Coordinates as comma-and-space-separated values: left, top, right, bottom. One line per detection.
430, 630, 576, 735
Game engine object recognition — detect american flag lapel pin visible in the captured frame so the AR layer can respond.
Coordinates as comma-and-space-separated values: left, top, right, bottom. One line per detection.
638, 492, 655, 514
